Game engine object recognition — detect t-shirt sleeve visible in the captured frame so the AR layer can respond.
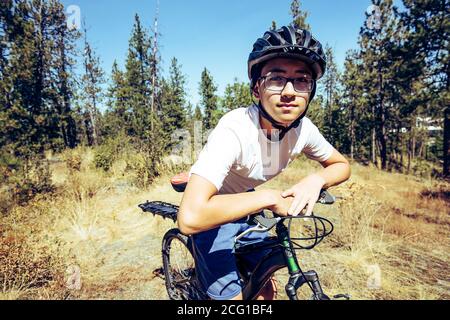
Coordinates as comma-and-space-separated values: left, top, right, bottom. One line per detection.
189, 126, 241, 191
302, 120, 334, 162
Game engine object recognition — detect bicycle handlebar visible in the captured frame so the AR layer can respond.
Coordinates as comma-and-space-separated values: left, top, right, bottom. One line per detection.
234, 189, 337, 243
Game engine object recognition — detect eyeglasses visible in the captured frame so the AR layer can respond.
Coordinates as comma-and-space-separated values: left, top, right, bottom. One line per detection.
259, 75, 314, 93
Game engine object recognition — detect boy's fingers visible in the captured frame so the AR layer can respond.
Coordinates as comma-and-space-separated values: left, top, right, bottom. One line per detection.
305, 200, 314, 216
281, 189, 294, 198
288, 197, 301, 215
292, 198, 308, 216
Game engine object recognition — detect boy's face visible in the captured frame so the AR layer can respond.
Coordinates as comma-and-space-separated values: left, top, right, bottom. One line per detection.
253, 58, 313, 126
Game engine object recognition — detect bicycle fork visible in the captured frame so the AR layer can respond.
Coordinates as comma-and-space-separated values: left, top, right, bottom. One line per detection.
285, 270, 329, 300
276, 222, 329, 300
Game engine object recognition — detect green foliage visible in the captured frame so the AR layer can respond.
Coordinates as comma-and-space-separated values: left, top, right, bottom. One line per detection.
93, 136, 124, 172
0, 0, 80, 157
320, 44, 341, 144
124, 14, 156, 139
290, 0, 310, 30
222, 78, 253, 112
159, 57, 188, 148
270, 21, 277, 30
0, 152, 54, 214
199, 68, 220, 130
79, 26, 105, 146
125, 145, 161, 188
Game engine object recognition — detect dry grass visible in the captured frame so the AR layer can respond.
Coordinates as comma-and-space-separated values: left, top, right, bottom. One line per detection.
264, 158, 449, 300
0, 150, 449, 300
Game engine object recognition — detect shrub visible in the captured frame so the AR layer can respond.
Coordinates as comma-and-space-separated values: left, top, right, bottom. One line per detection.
0, 153, 54, 214
93, 136, 125, 172
125, 146, 161, 188
63, 149, 83, 172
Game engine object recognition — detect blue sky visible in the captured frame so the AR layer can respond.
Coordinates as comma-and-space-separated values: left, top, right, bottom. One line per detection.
60, 0, 398, 107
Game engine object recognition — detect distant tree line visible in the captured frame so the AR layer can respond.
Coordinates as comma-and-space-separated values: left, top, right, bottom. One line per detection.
0, 0, 448, 190
288, 0, 449, 176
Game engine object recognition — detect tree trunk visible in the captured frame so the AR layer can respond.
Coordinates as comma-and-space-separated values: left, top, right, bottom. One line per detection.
89, 96, 98, 146
444, 106, 450, 177
377, 64, 387, 170
350, 104, 355, 161
371, 102, 376, 165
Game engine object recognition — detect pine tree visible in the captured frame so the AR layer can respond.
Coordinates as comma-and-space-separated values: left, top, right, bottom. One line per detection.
307, 94, 325, 132
222, 78, 253, 112
398, 0, 449, 175
359, 0, 399, 169
321, 44, 340, 143
1, 0, 94, 155
270, 21, 277, 31
104, 60, 130, 135
199, 68, 219, 131
158, 58, 188, 152
193, 105, 203, 123
341, 50, 368, 161
290, 0, 310, 30
52, 0, 78, 149
162, 57, 187, 132
80, 24, 104, 146
125, 14, 154, 138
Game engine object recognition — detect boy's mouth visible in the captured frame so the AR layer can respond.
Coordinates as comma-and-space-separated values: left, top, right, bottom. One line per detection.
277, 103, 298, 111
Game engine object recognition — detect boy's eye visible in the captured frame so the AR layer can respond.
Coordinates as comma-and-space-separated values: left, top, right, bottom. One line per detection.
269, 76, 284, 82
295, 78, 308, 83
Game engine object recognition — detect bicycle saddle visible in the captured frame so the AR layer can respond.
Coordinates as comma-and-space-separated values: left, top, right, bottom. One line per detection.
170, 172, 189, 192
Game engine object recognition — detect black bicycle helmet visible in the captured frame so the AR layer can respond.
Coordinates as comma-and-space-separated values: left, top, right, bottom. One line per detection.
249, 26, 326, 87
247, 25, 327, 140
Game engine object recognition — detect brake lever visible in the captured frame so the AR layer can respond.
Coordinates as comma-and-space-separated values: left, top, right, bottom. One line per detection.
235, 216, 282, 243
234, 223, 268, 243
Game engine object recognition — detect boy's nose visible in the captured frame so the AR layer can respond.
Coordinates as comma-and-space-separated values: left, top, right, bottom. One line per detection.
281, 80, 296, 97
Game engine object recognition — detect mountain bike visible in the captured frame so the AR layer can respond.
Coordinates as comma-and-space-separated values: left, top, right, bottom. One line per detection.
138, 173, 350, 300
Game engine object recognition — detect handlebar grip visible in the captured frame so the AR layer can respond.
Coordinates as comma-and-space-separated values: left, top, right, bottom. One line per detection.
317, 189, 335, 205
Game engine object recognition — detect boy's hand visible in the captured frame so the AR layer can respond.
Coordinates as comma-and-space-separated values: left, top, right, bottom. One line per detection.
281, 174, 326, 216
267, 190, 294, 216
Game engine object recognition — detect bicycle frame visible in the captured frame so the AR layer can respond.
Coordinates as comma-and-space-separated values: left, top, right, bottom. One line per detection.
139, 188, 348, 301
234, 219, 329, 300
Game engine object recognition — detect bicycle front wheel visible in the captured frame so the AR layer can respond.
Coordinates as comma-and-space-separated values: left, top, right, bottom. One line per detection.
162, 228, 206, 300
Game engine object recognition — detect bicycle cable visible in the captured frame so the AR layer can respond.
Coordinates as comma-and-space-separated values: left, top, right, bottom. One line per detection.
284, 214, 334, 299
286, 214, 334, 250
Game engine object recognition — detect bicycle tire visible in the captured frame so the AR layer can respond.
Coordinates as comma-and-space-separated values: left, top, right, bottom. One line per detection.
161, 228, 207, 300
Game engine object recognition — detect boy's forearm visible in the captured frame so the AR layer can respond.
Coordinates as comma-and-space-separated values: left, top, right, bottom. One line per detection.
315, 162, 351, 189
182, 189, 276, 234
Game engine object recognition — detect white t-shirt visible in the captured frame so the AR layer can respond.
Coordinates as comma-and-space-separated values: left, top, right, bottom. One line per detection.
190, 105, 334, 195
